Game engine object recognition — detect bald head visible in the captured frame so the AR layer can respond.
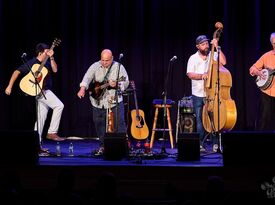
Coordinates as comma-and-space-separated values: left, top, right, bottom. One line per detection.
101, 49, 112, 57
101, 49, 113, 68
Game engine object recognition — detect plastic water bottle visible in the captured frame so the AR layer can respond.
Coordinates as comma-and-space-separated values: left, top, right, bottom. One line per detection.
56, 142, 61, 156
68, 142, 74, 156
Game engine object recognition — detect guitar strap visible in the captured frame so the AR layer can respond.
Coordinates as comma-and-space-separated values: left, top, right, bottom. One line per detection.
103, 62, 114, 82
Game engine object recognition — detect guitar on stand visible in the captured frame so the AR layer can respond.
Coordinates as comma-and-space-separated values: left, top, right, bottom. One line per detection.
130, 81, 149, 140
129, 81, 150, 160
19, 38, 61, 96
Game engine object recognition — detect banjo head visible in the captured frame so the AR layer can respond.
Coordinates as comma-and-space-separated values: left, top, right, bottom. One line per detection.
256, 68, 273, 90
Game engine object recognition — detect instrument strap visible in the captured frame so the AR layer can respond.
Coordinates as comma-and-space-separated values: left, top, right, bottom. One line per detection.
103, 62, 114, 82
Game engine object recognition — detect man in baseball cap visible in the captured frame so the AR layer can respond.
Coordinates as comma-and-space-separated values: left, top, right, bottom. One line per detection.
196, 35, 209, 45
186, 34, 227, 153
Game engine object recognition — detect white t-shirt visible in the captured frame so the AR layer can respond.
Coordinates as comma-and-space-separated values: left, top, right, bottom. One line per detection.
186, 51, 218, 97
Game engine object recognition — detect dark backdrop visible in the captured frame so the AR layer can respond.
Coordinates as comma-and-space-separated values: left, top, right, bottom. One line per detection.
0, 0, 274, 138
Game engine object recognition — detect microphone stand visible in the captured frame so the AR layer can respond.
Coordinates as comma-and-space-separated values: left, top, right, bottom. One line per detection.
21, 56, 46, 149
114, 57, 122, 132
216, 46, 223, 153
160, 58, 174, 155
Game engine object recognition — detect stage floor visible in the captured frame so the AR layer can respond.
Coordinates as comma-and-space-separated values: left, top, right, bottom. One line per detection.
1, 137, 273, 204
38, 138, 223, 167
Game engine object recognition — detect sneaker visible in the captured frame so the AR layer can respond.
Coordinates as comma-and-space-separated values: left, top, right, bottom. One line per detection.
200, 145, 206, 152
39, 151, 50, 157
94, 146, 104, 156
40, 147, 50, 153
213, 144, 219, 152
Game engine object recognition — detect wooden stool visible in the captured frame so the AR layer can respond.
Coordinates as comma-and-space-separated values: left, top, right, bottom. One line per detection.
150, 103, 174, 149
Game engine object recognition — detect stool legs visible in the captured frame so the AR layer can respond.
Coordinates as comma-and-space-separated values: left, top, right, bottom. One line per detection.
150, 106, 174, 149
150, 107, 159, 148
166, 108, 174, 148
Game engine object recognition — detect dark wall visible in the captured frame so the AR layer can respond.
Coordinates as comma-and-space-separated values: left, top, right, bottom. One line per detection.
1, 0, 274, 138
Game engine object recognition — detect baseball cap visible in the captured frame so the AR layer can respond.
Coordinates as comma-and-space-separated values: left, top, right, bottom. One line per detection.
196, 35, 209, 45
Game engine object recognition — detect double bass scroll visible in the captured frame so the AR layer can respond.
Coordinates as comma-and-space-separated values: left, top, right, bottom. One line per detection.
202, 22, 237, 133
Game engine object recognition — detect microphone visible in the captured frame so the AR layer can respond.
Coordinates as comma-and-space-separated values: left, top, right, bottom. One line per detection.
170, 56, 177, 62
119, 53, 124, 61
21, 53, 27, 58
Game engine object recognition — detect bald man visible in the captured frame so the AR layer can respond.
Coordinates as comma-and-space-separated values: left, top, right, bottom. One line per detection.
77, 49, 129, 155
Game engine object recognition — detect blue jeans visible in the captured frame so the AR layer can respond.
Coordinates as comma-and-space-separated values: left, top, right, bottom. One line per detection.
192, 95, 206, 146
92, 101, 126, 145
193, 95, 219, 146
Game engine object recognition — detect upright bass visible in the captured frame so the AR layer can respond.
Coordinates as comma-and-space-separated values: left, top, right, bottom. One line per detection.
202, 22, 237, 133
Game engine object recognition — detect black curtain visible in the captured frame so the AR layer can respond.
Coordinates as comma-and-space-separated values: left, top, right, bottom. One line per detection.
1, 0, 274, 138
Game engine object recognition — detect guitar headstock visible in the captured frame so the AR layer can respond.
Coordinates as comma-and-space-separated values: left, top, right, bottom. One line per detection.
51, 38, 62, 49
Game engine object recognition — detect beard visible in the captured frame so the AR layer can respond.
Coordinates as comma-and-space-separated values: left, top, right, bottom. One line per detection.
199, 48, 210, 56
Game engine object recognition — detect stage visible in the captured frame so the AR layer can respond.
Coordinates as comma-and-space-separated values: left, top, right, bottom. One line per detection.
1, 135, 274, 204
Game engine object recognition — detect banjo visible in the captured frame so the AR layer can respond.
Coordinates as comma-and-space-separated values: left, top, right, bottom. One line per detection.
256, 68, 275, 90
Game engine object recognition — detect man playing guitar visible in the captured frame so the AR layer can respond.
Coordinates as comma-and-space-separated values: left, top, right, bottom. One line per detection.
5, 41, 65, 155
77, 49, 129, 156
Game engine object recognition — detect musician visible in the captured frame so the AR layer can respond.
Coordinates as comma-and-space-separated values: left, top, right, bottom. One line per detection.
249, 32, 275, 130
5, 42, 65, 154
77, 49, 129, 155
186, 35, 226, 152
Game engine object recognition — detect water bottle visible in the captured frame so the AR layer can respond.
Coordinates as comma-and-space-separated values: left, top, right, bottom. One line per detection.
56, 142, 61, 156
68, 142, 74, 156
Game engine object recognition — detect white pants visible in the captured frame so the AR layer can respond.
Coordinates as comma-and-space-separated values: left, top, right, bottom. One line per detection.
34, 90, 64, 142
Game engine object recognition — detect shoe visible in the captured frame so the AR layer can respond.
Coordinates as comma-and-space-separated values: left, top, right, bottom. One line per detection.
94, 146, 104, 156
200, 145, 206, 152
39, 152, 50, 157
40, 147, 50, 153
46, 133, 65, 141
213, 144, 219, 152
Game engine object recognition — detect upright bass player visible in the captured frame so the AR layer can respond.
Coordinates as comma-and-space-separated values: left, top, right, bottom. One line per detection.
186, 31, 227, 152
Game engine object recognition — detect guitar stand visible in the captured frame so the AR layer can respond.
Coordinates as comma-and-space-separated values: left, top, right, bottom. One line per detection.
128, 139, 155, 163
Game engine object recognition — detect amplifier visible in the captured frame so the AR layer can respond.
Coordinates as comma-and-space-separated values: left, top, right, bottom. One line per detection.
179, 96, 194, 114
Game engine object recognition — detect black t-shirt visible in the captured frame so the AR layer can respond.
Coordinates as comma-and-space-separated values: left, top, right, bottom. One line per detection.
17, 57, 52, 90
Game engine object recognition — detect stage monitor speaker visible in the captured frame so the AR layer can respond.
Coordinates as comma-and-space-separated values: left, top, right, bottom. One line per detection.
179, 114, 196, 133
223, 131, 275, 167
0, 130, 40, 165
177, 132, 200, 161
104, 132, 128, 161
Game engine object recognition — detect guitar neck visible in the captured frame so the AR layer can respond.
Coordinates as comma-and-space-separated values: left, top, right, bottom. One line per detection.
100, 76, 126, 89
38, 56, 49, 71
133, 90, 140, 116
37, 44, 56, 72
100, 82, 110, 89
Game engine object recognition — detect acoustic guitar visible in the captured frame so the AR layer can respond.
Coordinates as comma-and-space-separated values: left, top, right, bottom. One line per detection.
19, 38, 61, 96
130, 81, 149, 140
255, 68, 275, 90
89, 76, 126, 100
